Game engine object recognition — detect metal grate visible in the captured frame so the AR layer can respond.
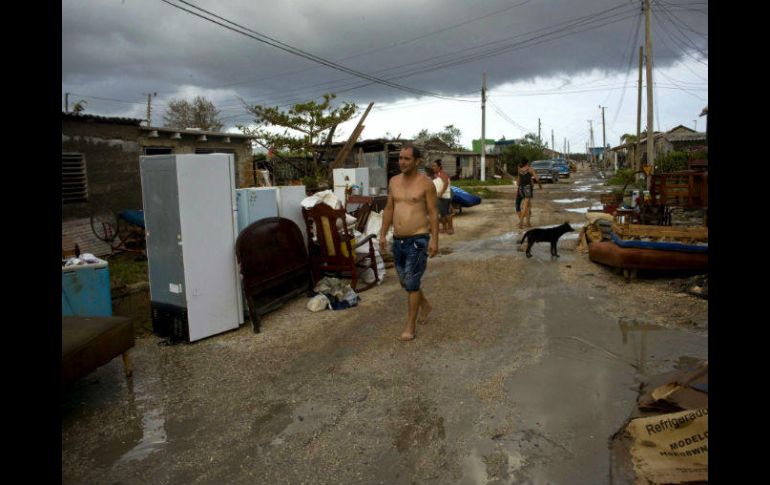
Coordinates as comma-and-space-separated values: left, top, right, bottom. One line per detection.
62, 153, 88, 203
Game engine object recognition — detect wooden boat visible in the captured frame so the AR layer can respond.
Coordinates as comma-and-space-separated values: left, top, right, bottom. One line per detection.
589, 240, 708, 280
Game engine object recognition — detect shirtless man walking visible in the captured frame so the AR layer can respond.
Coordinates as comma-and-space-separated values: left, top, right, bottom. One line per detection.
380, 145, 439, 341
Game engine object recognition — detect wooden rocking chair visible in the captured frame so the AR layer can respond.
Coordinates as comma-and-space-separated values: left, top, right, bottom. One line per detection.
301, 204, 379, 292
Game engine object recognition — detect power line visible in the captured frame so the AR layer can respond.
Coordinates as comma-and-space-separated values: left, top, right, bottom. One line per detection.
608, 10, 644, 127
654, 7, 707, 55
488, 98, 534, 134
62, 92, 168, 108
653, 71, 707, 101
159, 0, 477, 102
208, 0, 537, 91
655, 3, 707, 37
198, 2, 640, 110
652, 10, 707, 65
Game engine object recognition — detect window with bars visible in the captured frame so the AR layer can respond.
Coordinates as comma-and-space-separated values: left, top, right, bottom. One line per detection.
62, 153, 88, 204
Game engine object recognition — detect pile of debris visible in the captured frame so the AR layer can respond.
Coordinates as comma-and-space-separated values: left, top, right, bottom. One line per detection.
611, 361, 708, 484
668, 274, 708, 299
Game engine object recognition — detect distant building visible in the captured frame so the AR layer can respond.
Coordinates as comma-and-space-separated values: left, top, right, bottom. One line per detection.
61, 112, 254, 256
609, 125, 707, 171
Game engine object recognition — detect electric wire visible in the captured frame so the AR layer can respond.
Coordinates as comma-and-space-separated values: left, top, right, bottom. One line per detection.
198, 2, 640, 110
608, 10, 644, 127
652, 10, 707, 65
209, 0, 537, 91
654, 6, 707, 55
159, 0, 478, 102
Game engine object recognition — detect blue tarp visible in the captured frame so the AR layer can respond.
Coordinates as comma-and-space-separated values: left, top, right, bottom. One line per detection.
119, 210, 145, 229
451, 186, 482, 208
610, 232, 708, 253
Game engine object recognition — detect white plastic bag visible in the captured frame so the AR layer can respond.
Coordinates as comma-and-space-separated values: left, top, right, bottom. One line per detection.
306, 294, 330, 312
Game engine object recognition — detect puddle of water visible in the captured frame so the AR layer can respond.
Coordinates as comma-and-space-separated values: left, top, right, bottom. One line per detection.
270, 401, 337, 446
115, 376, 168, 464
118, 407, 168, 463
570, 186, 595, 193
459, 446, 526, 485
460, 448, 487, 484
553, 198, 588, 204
617, 318, 707, 375
567, 205, 602, 213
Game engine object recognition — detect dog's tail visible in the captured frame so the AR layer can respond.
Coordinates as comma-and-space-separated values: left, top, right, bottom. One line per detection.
518, 232, 528, 244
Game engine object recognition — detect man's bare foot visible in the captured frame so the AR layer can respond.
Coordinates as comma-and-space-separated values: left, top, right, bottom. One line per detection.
398, 332, 415, 341
446, 229, 454, 235
418, 302, 433, 324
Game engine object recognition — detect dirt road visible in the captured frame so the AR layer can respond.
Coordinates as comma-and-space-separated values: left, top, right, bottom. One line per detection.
62, 167, 707, 484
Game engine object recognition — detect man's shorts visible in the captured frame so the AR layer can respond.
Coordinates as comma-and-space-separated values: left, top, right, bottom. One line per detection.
518, 184, 533, 199
437, 198, 451, 217
392, 234, 430, 292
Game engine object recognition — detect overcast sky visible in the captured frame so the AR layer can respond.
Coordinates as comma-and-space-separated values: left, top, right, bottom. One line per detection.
62, 0, 708, 151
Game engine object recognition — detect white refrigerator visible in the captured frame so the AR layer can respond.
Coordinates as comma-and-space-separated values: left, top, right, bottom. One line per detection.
236, 187, 279, 234
236, 186, 307, 245
140, 154, 244, 343
275, 185, 307, 247
333, 168, 370, 204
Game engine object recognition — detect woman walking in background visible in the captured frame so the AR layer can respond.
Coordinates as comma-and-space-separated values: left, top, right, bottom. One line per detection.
516, 158, 542, 229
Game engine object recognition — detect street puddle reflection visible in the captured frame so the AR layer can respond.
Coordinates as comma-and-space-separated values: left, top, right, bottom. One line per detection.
117, 378, 168, 463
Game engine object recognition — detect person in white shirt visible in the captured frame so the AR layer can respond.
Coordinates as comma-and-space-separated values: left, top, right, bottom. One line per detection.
431, 159, 454, 235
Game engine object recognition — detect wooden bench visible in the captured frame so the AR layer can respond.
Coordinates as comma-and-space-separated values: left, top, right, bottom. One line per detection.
62, 316, 135, 386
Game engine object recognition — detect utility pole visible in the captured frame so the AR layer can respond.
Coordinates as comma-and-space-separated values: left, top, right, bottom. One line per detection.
538, 118, 542, 145
144, 92, 157, 127
65, 92, 69, 113
644, 0, 655, 181
693, 119, 697, 131
551, 130, 555, 159
480, 72, 487, 181
599, 106, 607, 168
563, 138, 566, 159
636, 46, 643, 172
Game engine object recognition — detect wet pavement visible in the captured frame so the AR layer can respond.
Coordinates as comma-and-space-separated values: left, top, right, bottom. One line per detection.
62, 167, 707, 484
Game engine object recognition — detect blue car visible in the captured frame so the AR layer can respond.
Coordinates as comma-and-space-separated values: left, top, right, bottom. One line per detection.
552, 159, 570, 179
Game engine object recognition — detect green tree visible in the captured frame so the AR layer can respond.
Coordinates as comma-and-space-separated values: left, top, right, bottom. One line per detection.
416, 125, 464, 150
500, 133, 546, 173
72, 99, 87, 114
238, 93, 357, 182
163, 95, 224, 131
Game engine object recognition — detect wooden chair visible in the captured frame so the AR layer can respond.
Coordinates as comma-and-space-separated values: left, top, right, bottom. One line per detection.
302, 204, 379, 292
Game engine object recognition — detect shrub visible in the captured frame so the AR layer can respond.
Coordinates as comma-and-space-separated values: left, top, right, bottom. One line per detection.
655, 151, 689, 173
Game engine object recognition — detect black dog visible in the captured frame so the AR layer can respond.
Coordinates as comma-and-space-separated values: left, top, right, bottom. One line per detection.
518, 222, 575, 258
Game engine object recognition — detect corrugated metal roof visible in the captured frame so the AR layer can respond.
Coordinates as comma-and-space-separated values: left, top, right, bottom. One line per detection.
62, 112, 144, 125
141, 126, 254, 138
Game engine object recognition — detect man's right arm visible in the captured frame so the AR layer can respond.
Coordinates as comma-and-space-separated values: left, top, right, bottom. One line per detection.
380, 181, 395, 253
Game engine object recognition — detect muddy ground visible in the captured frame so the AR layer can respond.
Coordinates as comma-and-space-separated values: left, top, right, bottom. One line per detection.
62, 167, 707, 484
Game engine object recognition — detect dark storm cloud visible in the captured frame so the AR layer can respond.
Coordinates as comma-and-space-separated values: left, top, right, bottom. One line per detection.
62, 0, 707, 118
